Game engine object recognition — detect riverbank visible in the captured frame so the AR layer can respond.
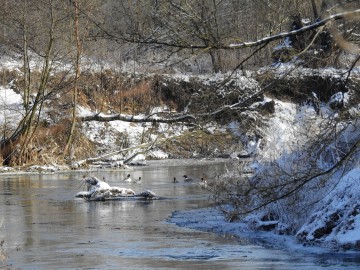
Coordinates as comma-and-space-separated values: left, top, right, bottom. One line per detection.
0, 158, 232, 174
168, 206, 360, 262
167, 166, 360, 253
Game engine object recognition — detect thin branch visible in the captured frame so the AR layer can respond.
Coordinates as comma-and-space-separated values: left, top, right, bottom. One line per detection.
343, 54, 360, 82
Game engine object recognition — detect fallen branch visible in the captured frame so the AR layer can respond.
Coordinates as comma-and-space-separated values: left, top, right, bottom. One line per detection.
79, 112, 196, 123
73, 140, 156, 167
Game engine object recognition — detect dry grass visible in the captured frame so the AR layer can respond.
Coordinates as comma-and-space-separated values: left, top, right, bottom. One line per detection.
0, 69, 19, 87
72, 71, 161, 116
160, 129, 235, 158
1, 120, 97, 166
113, 80, 155, 114
32, 122, 96, 163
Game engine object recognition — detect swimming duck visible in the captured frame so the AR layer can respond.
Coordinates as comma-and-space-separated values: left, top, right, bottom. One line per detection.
198, 177, 208, 188
183, 175, 193, 182
123, 174, 132, 182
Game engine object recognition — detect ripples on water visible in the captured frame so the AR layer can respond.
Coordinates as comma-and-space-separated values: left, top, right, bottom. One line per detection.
0, 159, 359, 269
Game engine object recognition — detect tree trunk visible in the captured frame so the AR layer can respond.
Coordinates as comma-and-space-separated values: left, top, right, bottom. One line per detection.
64, 0, 81, 160
209, 49, 221, 73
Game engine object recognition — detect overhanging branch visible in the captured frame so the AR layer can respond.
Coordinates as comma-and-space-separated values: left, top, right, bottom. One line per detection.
224, 9, 360, 49
85, 9, 360, 50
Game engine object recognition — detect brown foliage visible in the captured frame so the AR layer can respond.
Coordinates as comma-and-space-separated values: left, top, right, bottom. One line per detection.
74, 71, 161, 115
113, 80, 155, 114
31, 121, 96, 163
160, 130, 236, 159
0, 120, 96, 166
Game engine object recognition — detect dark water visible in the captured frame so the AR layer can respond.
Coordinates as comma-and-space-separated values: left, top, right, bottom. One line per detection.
0, 159, 359, 269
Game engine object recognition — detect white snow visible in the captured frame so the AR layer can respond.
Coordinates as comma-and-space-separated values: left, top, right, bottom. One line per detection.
297, 168, 360, 249
76, 177, 158, 199
0, 86, 24, 126
213, 91, 360, 251
147, 150, 169, 159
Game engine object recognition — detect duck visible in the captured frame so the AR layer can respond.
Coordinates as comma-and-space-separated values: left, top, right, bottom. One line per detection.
123, 174, 132, 182
173, 177, 178, 183
137, 177, 142, 183
183, 175, 193, 182
198, 177, 208, 189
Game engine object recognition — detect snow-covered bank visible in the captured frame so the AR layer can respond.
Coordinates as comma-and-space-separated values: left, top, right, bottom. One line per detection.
168, 205, 360, 256
195, 91, 359, 252
297, 168, 360, 250
168, 164, 360, 254
249, 98, 360, 251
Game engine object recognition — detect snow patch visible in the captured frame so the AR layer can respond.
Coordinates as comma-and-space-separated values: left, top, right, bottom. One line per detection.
0, 87, 24, 126
297, 168, 360, 250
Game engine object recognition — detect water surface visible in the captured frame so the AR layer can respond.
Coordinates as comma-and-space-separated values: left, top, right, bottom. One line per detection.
0, 159, 359, 269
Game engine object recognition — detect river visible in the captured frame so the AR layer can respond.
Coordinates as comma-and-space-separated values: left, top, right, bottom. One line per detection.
0, 159, 359, 269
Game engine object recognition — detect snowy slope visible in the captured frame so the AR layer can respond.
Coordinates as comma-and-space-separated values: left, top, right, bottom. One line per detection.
297, 168, 360, 250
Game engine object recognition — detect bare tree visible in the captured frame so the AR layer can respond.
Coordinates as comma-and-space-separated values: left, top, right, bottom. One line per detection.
10, 0, 57, 165
0, 0, 73, 165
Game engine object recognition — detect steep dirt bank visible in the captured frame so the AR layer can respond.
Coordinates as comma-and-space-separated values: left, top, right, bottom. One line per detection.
0, 67, 359, 168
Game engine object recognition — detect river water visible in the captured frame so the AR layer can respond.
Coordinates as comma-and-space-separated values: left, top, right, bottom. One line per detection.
0, 159, 359, 269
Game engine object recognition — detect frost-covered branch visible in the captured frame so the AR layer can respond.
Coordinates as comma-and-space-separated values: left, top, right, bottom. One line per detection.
79, 112, 196, 123
243, 137, 360, 215
224, 9, 360, 50
212, 110, 360, 224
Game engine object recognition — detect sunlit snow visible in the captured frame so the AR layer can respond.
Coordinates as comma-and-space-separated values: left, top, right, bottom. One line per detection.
0, 86, 24, 126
